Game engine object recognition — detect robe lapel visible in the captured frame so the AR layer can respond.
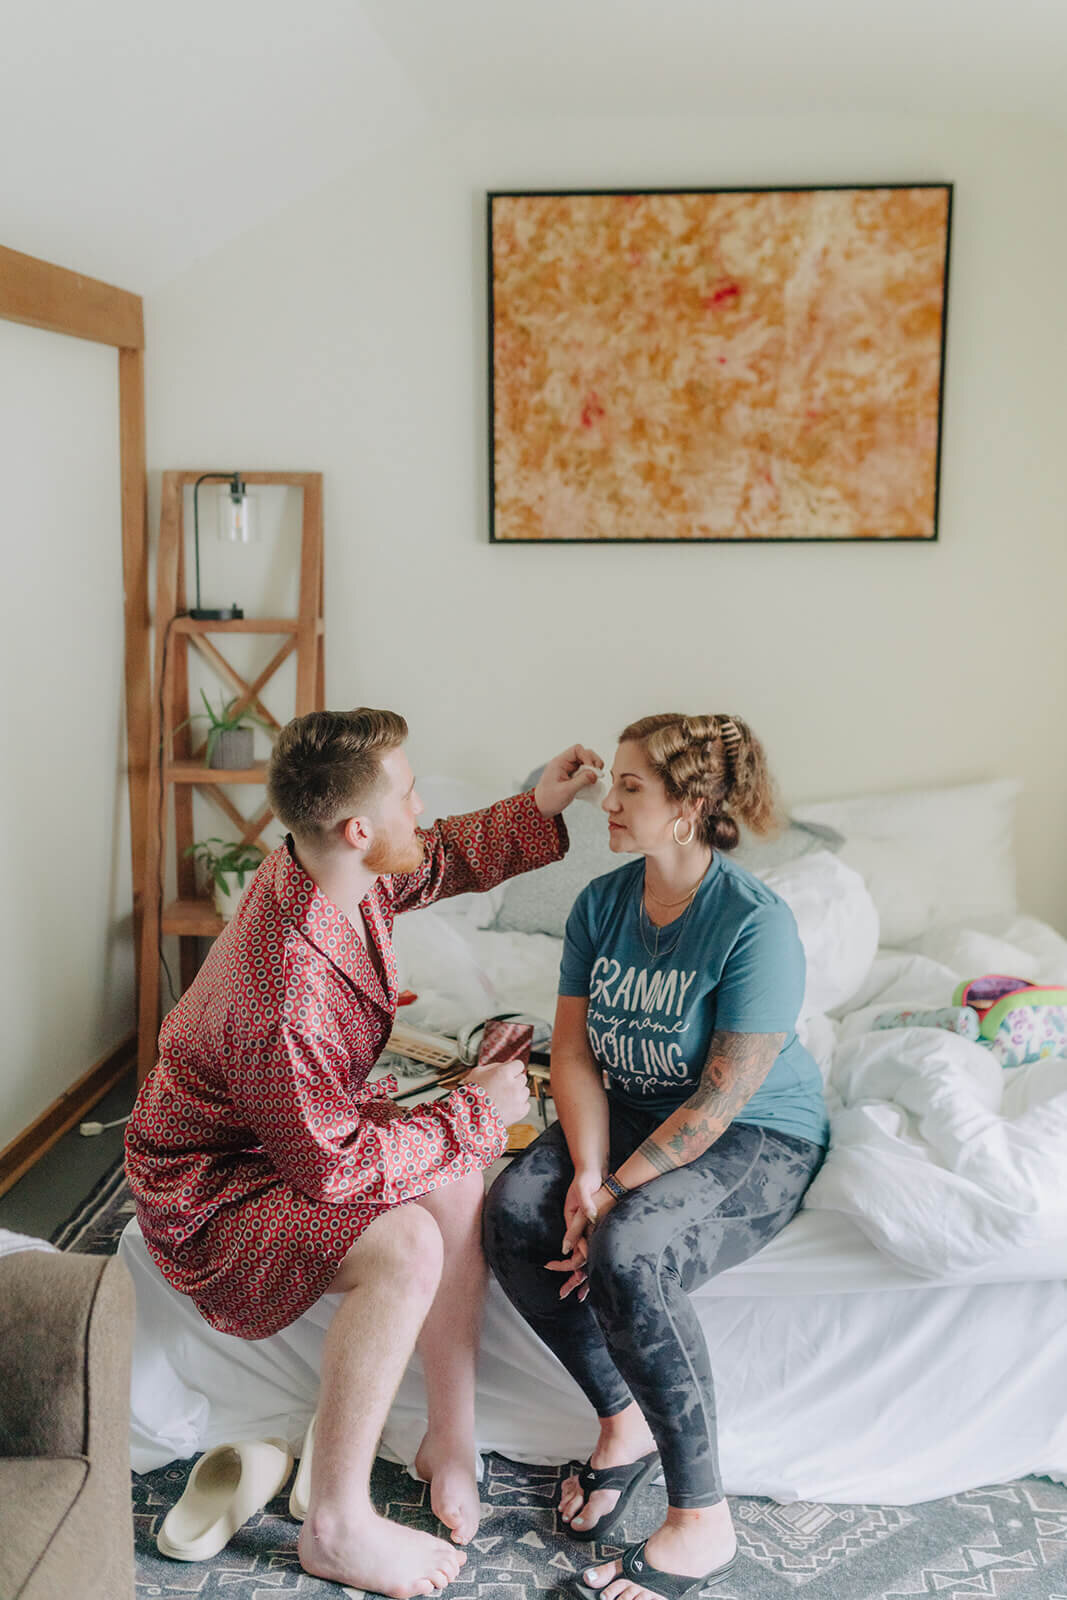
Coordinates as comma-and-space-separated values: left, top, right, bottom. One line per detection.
273, 842, 395, 1010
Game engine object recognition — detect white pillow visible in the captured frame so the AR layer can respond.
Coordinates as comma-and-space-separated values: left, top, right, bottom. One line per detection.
793, 779, 1021, 948
759, 852, 880, 1019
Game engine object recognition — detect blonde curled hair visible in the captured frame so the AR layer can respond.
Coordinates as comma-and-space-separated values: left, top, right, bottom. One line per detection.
619, 712, 780, 851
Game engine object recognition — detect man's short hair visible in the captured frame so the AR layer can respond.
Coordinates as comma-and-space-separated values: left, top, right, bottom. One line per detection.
266, 707, 408, 842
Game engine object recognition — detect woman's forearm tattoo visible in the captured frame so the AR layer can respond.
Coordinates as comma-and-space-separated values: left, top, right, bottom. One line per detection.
634, 1031, 786, 1176
636, 1139, 677, 1176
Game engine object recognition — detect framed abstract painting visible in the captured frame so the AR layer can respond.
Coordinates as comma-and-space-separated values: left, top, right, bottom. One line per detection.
488, 184, 952, 543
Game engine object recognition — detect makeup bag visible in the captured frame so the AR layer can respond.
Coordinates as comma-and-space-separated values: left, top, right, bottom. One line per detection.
951, 974, 1067, 1067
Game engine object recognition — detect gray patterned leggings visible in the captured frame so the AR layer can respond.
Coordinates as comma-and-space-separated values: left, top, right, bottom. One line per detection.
483, 1102, 825, 1508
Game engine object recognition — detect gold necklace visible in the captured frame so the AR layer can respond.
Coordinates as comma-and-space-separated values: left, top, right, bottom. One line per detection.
644, 879, 701, 909
635, 865, 708, 964
643, 858, 712, 909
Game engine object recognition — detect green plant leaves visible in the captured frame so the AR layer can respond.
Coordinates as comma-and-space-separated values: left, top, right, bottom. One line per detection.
184, 836, 266, 892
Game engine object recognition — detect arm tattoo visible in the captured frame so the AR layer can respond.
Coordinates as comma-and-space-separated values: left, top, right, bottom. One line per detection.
635, 1137, 676, 1175
634, 1031, 785, 1177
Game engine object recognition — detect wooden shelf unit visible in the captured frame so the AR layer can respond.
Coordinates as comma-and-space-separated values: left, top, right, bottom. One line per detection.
165, 761, 270, 784
161, 899, 227, 938
137, 470, 325, 1081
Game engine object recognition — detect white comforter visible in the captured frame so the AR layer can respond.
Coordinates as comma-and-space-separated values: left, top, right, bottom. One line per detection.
393, 866, 1067, 1286
806, 916, 1067, 1278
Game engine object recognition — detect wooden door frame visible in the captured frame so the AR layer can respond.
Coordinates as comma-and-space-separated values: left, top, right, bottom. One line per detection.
0, 242, 149, 993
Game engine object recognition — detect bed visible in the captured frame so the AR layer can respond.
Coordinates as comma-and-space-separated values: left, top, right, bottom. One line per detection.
120, 773, 1067, 1503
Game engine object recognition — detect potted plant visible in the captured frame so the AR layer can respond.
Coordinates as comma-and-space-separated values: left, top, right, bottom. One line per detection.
184, 838, 266, 920
179, 690, 272, 769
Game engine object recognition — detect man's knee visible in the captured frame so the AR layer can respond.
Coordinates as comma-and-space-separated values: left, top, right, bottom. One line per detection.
417, 1169, 485, 1225
344, 1201, 444, 1300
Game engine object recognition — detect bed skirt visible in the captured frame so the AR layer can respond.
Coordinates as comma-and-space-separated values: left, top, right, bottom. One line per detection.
118, 1218, 1067, 1504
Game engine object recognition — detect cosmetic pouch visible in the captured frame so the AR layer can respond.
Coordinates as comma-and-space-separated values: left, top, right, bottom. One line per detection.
951, 975, 1067, 1066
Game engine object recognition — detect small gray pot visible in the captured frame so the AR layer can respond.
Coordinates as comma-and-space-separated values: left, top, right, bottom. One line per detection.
210, 728, 255, 769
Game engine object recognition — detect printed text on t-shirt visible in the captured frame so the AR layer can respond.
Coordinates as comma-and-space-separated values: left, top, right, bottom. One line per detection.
588, 957, 698, 1018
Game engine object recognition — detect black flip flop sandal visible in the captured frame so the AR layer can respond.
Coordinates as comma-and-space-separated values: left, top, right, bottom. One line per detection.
562, 1450, 661, 1544
572, 1537, 738, 1600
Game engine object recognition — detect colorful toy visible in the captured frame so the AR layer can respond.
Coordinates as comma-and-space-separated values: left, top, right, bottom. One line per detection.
874, 975, 1067, 1067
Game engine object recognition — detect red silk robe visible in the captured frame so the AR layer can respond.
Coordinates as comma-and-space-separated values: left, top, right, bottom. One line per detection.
125, 792, 566, 1339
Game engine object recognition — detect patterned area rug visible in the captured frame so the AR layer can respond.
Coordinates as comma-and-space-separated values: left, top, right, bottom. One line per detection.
58, 1161, 1067, 1599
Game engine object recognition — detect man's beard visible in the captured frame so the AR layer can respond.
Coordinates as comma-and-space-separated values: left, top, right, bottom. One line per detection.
364, 829, 424, 875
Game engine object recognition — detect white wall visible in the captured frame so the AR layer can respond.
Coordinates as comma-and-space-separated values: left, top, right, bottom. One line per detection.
145, 112, 1067, 929
0, 320, 135, 1148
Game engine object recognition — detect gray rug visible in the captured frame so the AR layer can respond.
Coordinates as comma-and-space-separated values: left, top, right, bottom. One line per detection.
61, 1162, 1067, 1598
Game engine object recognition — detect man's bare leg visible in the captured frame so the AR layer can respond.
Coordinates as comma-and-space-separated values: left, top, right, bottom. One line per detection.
412, 1172, 487, 1545
298, 1202, 468, 1598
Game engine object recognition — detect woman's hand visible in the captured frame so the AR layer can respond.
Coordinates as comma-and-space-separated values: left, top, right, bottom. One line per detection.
544, 1176, 617, 1300
562, 1170, 603, 1253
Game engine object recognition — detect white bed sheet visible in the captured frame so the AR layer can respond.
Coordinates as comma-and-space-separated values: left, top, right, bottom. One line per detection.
119, 1216, 1067, 1503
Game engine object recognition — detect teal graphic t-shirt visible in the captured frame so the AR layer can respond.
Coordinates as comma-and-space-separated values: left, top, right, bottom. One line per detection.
558, 854, 829, 1147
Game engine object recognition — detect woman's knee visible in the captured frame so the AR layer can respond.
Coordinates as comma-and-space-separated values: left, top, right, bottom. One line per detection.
482, 1152, 564, 1272
586, 1207, 657, 1303
482, 1162, 526, 1269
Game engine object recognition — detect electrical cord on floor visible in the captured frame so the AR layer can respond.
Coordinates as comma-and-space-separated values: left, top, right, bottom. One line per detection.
79, 1114, 131, 1137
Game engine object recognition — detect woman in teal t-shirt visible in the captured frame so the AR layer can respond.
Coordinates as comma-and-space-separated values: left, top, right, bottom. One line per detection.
484, 713, 828, 1600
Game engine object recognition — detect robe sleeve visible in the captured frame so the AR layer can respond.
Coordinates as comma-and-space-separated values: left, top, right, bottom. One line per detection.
385, 790, 567, 915
226, 1013, 508, 1205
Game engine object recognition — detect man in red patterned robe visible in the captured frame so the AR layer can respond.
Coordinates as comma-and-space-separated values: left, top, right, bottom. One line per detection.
126, 707, 601, 1597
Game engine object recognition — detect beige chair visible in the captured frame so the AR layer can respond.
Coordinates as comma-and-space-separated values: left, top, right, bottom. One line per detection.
0, 1249, 135, 1599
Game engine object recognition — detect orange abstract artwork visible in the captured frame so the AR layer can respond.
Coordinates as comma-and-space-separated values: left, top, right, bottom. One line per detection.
489, 187, 951, 542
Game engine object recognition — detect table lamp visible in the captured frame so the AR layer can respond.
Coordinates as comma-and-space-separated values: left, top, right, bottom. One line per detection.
189, 472, 253, 620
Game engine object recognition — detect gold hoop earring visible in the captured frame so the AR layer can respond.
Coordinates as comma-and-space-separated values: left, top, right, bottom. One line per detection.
672, 818, 695, 846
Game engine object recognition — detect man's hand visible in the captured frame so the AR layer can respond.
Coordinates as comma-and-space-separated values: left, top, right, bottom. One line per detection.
465, 1058, 530, 1126
533, 745, 604, 818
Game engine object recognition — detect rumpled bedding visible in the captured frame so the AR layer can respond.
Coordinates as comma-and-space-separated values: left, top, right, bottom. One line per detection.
393, 859, 1067, 1284
805, 915, 1067, 1277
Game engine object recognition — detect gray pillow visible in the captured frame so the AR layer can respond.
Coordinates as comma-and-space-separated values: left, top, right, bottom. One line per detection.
494, 799, 627, 937
731, 817, 844, 874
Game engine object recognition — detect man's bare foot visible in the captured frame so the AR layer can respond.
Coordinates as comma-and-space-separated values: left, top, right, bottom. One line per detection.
581, 1505, 738, 1600
414, 1433, 482, 1545
299, 1507, 467, 1598
560, 1404, 658, 1534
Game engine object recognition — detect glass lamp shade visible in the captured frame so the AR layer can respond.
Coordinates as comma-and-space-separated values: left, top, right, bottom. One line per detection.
219, 484, 255, 543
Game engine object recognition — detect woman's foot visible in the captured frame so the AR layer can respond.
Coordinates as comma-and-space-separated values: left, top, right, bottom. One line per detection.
415, 1432, 482, 1545
299, 1505, 467, 1597
560, 1405, 658, 1533
580, 1505, 738, 1600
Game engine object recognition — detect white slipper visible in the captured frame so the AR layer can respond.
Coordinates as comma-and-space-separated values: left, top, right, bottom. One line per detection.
288, 1411, 318, 1522
156, 1437, 294, 1561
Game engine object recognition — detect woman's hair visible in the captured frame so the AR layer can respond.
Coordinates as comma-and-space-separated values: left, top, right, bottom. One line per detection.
618, 712, 780, 852
266, 707, 408, 842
